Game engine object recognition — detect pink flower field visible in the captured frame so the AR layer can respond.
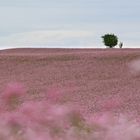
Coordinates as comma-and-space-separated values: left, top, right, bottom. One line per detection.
0, 48, 140, 139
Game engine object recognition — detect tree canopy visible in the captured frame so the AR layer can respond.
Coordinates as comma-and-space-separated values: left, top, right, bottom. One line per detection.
102, 34, 118, 48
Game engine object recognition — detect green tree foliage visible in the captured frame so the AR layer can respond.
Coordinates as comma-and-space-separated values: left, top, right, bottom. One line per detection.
102, 34, 118, 48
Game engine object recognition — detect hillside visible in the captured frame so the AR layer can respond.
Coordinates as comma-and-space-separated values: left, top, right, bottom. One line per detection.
0, 48, 140, 115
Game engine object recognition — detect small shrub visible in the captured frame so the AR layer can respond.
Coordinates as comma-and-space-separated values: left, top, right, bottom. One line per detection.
102, 34, 118, 48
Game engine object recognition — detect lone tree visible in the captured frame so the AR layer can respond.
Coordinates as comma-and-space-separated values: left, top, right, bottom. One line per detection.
102, 34, 118, 48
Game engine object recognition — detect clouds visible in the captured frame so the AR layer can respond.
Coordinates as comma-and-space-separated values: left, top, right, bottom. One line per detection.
0, 30, 95, 47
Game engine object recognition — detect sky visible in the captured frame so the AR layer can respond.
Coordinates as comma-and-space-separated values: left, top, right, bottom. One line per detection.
0, 0, 140, 49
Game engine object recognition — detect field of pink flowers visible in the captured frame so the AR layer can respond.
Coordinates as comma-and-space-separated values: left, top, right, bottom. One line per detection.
0, 48, 140, 139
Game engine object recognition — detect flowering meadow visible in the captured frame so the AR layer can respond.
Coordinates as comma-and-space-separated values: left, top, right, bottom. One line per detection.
0, 48, 140, 140
0, 82, 139, 140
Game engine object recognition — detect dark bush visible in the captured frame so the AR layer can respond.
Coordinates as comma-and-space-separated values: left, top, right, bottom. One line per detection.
102, 34, 118, 48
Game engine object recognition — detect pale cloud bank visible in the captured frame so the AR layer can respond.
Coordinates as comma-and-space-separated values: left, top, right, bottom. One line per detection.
0, 30, 95, 47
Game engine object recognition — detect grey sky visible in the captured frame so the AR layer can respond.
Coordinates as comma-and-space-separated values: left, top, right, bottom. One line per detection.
0, 0, 139, 48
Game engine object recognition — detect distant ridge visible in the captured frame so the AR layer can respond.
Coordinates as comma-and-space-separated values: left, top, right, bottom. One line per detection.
0, 47, 140, 54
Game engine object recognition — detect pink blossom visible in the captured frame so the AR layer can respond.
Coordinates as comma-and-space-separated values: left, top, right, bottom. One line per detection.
46, 87, 65, 102
1, 83, 26, 110
102, 97, 122, 111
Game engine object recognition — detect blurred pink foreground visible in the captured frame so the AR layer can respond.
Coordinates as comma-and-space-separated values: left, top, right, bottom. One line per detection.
0, 48, 140, 139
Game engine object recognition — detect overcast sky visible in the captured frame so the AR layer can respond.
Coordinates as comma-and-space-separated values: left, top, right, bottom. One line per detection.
0, 0, 139, 48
